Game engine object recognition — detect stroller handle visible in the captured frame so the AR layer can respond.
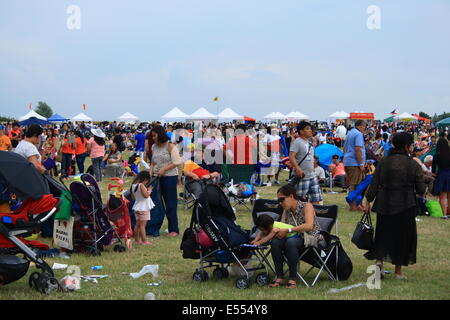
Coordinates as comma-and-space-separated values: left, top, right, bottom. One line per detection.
39, 198, 63, 224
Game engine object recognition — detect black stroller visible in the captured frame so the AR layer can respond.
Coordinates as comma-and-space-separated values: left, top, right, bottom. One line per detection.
0, 151, 63, 293
183, 181, 273, 289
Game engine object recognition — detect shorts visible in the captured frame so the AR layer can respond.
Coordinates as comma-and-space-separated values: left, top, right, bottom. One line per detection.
295, 177, 323, 203
345, 166, 365, 186
135, 210, 150, 221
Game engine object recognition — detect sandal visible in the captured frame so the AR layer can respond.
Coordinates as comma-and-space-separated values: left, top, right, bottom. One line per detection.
268, 278, 284, 287
286, 280, 297, 289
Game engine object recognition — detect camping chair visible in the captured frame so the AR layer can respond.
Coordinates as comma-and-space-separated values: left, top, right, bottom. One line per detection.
180, 176, 196, 210
221, 164, 257, 211
294, 204, 342, 287
180, 176, 210, 210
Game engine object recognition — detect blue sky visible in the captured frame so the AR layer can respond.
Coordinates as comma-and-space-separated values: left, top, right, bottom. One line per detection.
0, 0, 449, 121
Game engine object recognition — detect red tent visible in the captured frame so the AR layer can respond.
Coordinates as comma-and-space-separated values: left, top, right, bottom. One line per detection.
412, 114, 427, 121
244, 116, 255, 123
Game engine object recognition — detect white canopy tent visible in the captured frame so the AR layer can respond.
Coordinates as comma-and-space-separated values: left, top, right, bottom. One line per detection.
161, 107, 189, 122
263, 112, 286, 121
394, 112, 416, 122
327, 110, 349, 127
328, 110, 350, 119
117, 112, 139, 122
71, 112, 93, 122
19, 110, 47, 121
286, 111, 310, 121
217, 108, 243, 121
188, 107, 218, 121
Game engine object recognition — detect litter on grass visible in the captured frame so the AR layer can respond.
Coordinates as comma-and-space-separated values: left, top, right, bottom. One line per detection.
52, 263, 68, 270
329, 282, 366, 293
144, 292, 156, 300
147, 280, 163, 286
60, 275, 81, 291
130, 265, 159, 279
81, 275, 109, 284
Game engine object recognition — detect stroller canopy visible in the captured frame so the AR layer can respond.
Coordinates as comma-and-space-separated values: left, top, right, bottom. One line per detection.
0, 151, 50, 200
198, 184, 236, 221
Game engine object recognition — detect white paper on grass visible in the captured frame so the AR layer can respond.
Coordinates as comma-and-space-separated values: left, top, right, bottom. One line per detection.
52, 263, 68, 270
130, 265, 159, 279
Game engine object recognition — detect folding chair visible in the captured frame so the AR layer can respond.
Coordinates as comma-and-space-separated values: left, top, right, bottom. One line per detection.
296, 204, 342, 287
180, 176, 208, 210
222, 164, 257, 211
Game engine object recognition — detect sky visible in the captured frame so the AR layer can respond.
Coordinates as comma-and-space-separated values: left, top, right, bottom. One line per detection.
0, 0, 449, 121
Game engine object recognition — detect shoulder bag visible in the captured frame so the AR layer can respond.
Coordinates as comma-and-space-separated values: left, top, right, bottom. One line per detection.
351, 209, 374, 250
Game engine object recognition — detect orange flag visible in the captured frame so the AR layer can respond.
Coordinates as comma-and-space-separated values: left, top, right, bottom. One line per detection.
29, 103, 32, 110
83, 104, 86, 111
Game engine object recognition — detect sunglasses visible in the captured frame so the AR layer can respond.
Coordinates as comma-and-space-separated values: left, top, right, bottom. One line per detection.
277, 197, 286, 203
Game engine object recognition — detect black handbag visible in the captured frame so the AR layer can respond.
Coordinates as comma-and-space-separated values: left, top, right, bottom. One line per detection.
180, 217, 200, 259
351, 210, 374, 250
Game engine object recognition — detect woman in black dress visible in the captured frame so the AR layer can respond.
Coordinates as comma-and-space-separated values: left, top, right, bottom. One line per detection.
363, 132, 425, 280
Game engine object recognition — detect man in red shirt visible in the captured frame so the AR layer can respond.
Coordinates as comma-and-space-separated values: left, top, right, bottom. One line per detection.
225, 125, 257, 165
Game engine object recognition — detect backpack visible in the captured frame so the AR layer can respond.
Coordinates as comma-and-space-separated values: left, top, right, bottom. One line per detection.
326, 242, 353, 280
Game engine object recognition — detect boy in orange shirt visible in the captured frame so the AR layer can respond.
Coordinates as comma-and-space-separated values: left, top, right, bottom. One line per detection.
0, 125, 12, 151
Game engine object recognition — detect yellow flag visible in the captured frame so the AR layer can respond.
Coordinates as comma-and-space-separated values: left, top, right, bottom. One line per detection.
213, 96, 219, 102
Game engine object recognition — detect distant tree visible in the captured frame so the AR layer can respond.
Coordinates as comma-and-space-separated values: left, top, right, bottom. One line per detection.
0, 116, 15, 122
432, 112, 450, 123
35, 101, 53, 118
419, 112, 431, 119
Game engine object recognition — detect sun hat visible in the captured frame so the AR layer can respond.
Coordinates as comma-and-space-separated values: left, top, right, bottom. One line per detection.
90, 128, 106, 138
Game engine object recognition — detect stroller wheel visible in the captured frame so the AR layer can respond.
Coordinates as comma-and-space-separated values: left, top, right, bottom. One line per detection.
193, 270, 209, 282
255, 273, 270, 286
38, 273, 61, 294
236, 276, 250, 289
28, 272, 40, 289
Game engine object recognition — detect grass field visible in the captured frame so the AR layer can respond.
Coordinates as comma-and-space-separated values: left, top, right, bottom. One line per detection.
1, 168, 449, 300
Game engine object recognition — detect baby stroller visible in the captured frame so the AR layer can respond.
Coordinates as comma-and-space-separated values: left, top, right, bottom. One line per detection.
0, 151, 62, 293
70, 174, 127, 255
105, 178, 133, 250
182, 182, 272, 289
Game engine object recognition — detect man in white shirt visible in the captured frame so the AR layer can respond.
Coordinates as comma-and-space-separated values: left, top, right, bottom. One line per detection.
336, 124, 347, 140
14, 124, 46, 174
318, 131, 327, 145
313, 155, 326, 185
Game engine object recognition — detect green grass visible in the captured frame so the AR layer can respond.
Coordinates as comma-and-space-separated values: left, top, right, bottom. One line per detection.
1, 167, 449, 300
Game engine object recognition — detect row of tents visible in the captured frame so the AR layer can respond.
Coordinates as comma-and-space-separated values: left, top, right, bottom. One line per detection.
160, 107, 311, 122
17, 109, 450, 127
18, 110, 140, 124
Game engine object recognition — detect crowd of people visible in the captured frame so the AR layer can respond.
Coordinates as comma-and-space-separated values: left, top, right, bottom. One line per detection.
1, 116, 449, 287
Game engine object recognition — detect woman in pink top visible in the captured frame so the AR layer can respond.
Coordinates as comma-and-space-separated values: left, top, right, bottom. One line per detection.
329, 154, 347, 190
87, 128, 106, 182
